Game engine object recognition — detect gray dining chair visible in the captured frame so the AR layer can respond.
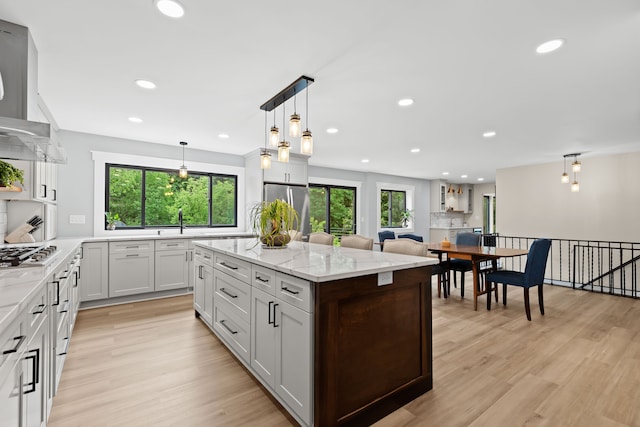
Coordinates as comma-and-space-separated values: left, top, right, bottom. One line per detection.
309, 232, 334, 245
448, 232, 481, 297
340, 234, 374, 250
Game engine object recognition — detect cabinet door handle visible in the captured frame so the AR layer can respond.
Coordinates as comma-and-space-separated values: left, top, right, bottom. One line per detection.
52, 189, 57, 201
32, 304, 46, 315
281, 286, 300, 295
219, 319, 238, 335
125, 254, 139, 258
273, 303, 279, 328
41, 184, 47, 198
268, 301, 274, 325
198, 265, 203, 279
220, 262, 238, 270
73, 271, 79, 287
80, 246, 84, 259
52, 280, 60, 306
219, 288, 238, 299
255, 275, 269, 284
3, 335, 25, 355
166, 243, 179, 247
24, 349, 40, 394
78, 265, 81, 280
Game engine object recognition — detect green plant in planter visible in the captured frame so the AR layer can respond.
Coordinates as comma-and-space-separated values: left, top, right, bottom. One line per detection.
250, 199, 299, 247
0, 160, 25, 188
401, 209, 413, 227
105, 212, 121, 230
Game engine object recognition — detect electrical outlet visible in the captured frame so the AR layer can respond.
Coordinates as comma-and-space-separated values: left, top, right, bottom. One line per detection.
69, 215, 85, 224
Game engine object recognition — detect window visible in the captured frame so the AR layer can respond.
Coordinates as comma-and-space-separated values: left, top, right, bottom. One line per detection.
106, 164, 237, 229
309, 184, 357, 238
380, 189, 406, 228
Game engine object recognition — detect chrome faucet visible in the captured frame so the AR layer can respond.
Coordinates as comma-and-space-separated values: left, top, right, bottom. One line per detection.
178, 208, 184, 234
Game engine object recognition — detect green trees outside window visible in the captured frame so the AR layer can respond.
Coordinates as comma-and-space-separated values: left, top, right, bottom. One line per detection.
106, 164, 236, 230
380, 189, 406, 228
309, 184, 356, 239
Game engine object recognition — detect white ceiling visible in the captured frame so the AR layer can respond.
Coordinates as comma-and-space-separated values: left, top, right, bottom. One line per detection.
1, 0, 639, 183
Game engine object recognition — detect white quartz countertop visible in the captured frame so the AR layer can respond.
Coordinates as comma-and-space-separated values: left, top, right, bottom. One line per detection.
193, 238, 438, 283
83, 231, 254, 243
430, 227, 475, 230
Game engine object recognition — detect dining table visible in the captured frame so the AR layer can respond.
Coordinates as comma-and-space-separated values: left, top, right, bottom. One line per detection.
428, 243, 529, 310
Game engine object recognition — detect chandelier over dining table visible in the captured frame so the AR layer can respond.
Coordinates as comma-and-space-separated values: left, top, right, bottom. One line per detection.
259, 76, 314, 169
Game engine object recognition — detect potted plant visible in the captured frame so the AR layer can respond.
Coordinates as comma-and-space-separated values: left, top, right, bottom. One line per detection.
0, 160, 25, 190
250, 199, 299, 247
401, 209, 413, 227
105, 212, 120, 230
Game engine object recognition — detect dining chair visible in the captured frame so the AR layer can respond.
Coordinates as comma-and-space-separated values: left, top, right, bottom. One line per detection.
340, 234, 374, 250
383, 239, 449, 298
378, 230, 396, 249
398, 233, 423, 242
448, 232, 481, 297
485, 238, 552, 320
309, 231, 334, 245
287, 229, 302, 241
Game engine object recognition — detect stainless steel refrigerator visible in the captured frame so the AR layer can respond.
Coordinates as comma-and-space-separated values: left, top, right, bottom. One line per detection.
263, 183, 311, 237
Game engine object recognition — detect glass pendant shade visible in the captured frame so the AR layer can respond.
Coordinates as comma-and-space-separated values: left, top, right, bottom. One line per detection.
301, 130, 313, 155
278, 141, 290, 162
572, 161, 581, 173
571, 181, 580, 192
179, 165, 188, 178
269, 126, 279, 147
561, 172, 569, 183
289, 113, 301, 137
260, 150, 272, 169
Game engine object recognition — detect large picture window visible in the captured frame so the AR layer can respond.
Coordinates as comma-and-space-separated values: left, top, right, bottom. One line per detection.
309, 184, 357, 238
380, 189, 406, 228
106, 164, 237, 230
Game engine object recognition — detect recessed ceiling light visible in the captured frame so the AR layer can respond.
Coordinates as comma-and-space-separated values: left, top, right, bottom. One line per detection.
410, 148, 420, 153
398, 98, 414, 107
218, 133, 229, 139
128, 117, 143, 123
154, 0, 185, 18
536, 39, 564, 54
135, 79, 156, 90
326, 128, 339, 134
461, 174, 468, 178
483, 131, 496, 138
361, 159, 370, 163
477, 178, 485, 181
442, 172, 449, 176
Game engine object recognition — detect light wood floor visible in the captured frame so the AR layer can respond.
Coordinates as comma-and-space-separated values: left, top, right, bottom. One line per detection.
48, 277, 640, 427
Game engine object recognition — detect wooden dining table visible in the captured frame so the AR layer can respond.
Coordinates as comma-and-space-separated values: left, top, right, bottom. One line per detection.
428, 243, 529, 310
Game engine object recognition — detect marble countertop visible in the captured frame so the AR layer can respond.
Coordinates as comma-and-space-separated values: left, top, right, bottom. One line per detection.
193, 238, 438, 283
83, 231, 254, 243
430, 226, 475, 230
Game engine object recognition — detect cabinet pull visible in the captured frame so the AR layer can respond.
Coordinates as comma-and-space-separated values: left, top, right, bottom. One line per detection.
41, 184, 47, 198
73, 271, 79, 287
52, 280, 60, 306
220, 287, 238, 299
255, 275, 269, 283
52, 189, 57, 201
220, 262, 238, 270
268, 301, 274, 325
125, 245, 139, 249
60, 300, 70, 313
203, 254, 212, 260
220, 319, 238, 335
198, 265, 203, 280
80, 246, 84, 259
24, 349, 40, 394
125, 254, 139, 257
281, 286, 300, 295
273, 303, 279, 328
185, 252, 188, 261
78, 265, 81, 280
32, 304, 46, 315
3, 335, 25, 355
166, 243, 179, 247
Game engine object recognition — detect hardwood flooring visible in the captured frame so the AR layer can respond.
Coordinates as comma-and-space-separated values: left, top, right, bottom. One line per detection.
48, 276, 640, 427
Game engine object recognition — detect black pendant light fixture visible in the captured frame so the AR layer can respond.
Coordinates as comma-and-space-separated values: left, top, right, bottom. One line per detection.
179, 141, 188, 178
561, 153, 582, 192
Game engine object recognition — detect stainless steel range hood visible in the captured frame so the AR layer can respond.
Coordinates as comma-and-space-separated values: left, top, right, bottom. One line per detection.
0, 19, 66, 163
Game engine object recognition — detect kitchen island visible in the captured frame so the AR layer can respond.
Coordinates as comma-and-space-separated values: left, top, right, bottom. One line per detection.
193, 238, 437, 427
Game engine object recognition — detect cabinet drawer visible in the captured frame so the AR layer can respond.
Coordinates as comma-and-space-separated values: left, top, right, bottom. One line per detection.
252, 265, 276, 295
0, 314, 25, 370
109, 240, 154, 254
276, 273, 313, 313
194, 247, 214, 267
214, 270, 251, 323
213, 300, 250, 364
156, 239, 188, 251
26, 285, 48, 336
214, 253, 251, 284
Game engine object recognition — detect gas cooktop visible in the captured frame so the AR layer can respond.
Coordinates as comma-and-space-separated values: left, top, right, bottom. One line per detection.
0, 245, 58, 268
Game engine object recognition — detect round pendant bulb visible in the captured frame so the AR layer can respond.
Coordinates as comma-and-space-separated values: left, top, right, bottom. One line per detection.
571, 181, 580, 192
301, 130, 313, 155
278, 141, 290, 163
561, 172, 569, 184
572, 161, 581, 173
289, 113, 301, 137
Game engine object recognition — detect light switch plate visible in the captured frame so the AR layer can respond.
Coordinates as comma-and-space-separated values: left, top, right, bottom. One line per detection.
378, 271, 393, 286
69, 214, 86, 224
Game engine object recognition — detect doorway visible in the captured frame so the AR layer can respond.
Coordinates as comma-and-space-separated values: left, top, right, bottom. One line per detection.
483, 194, 496, 233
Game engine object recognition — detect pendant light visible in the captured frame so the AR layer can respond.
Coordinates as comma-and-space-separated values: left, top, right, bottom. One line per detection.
269, 109, 279, 147
457, 186, 463, 195
179, 141, 188, 178
260, 111, 272, 169
561, 156, 569, 183
562, 153, 581, 192
571, 156, 581, 173
278, 98, 290, 162
301, 83, 313, 155
289, 91, 301, 137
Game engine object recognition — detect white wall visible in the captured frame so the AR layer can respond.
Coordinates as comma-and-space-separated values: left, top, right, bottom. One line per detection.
496, 151, 640, 242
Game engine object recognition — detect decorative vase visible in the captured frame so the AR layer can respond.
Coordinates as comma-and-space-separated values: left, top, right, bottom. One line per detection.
108, 224, 116, 230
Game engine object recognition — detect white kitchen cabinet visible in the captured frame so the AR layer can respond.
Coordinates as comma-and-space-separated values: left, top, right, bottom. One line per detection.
187, 241, 195, 290
250, 286, 277, 387
108, 240, 155, 297
155, 240, 189, 291
80, 242, 108, 301
429, 180, 447, 212
263, 154, 308, 185
194, 247, 214, 325
0, 313, 25, 427
24, 308, 48, 427
33, 161, 57, 203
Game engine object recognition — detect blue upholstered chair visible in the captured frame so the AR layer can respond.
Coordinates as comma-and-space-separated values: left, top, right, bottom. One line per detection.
485, 239, 552, 320
448, 232, 481, 297
398, 233, 423, 242
378, 231, 396, 249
